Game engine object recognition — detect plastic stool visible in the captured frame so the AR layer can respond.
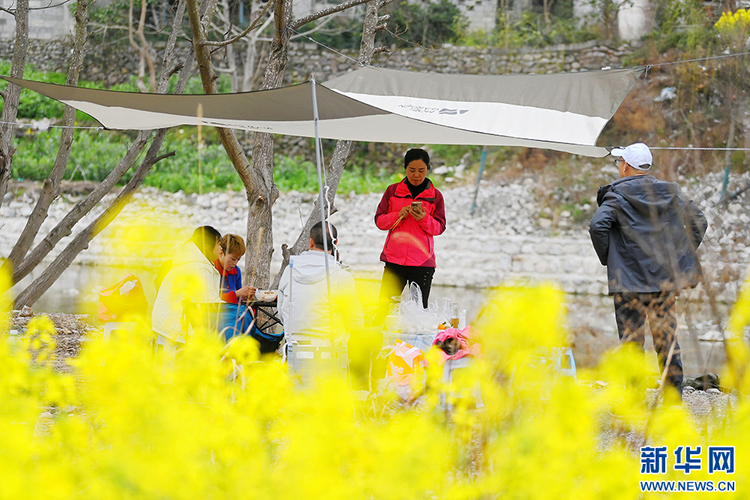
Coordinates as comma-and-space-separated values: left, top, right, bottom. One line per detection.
102, 322, 137, 343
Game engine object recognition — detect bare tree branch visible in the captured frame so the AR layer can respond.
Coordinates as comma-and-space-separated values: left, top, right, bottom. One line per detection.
1, 0, 89, 279
135, 0, 157, 92
0, 0, 28, 209
291, 0, 369, 30
11, 0, 191, 286
288, 15, 336, 40
201, 0, 273, 48
29, 0, 74, 9
0, 0, 74, 14
14, 133, 175, 308
128, 0, 157, 92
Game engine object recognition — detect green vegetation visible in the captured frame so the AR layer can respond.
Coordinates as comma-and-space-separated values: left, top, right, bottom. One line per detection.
301, 0, 468, 50
9, 127, 413, 194
459, 12, 597, 48
379, 0, 467, 48
0, 61, 139, 122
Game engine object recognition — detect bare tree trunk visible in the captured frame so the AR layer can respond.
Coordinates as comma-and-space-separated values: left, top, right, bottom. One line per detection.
226, 36, 238, 92
189, 0, 380, 287
11, 0, 192, 286
2, 0, 89, 278
15, 132, 176, 308
242, 31, 258, 91
0, 0, 29, 209
129, 0, 157, 92
244, 0, 291, 287
272, 0, 388, 288
186, 0, 277, 290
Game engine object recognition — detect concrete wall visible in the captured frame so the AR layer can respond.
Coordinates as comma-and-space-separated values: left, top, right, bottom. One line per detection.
572, 0, 654, 42
618, 0, 654, 42
0, 0, 73, 40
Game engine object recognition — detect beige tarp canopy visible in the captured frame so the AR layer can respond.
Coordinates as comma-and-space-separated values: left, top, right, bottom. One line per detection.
2, 66, 644, 157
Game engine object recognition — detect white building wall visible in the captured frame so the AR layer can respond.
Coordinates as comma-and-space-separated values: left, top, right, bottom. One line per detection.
455, 0, 496, 32
573, 0, 653, 42
617, 0, 653, 41
0, 0, 74, 39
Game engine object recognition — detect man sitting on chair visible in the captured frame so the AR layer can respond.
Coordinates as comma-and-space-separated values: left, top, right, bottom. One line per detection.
277, 221, 364, 343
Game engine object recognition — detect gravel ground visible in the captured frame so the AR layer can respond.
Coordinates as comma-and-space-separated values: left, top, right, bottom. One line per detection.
597, 387, 739, 453
10, 307, 98, 373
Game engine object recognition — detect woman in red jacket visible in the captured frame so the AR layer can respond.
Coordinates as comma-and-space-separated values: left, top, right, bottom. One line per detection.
374, 148, 447, 319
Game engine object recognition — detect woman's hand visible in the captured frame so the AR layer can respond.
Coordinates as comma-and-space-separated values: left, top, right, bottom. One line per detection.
235, 286, 257, 300
398, 206, 412, 219
411, 204, 426, 221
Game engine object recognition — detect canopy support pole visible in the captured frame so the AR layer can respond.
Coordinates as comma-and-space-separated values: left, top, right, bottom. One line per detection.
470, 146, 487, 216
311, 77, 335, 337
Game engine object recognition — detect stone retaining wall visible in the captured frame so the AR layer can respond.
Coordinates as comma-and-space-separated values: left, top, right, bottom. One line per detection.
0, 38, 633, 87
4, 171, 748, 305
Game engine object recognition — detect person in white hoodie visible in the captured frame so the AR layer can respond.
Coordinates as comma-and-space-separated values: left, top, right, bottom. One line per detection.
277, 221, 364, 343
152, 226, 222, 345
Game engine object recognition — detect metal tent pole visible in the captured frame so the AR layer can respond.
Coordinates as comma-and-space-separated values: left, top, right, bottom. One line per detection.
310, 77, 334, 336
470, 146, 488, 216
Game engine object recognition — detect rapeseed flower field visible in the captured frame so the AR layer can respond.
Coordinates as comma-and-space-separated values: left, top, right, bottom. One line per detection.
1, 215, 748, 498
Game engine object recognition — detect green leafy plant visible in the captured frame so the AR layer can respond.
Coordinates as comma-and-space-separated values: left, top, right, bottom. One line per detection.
379, 0, 467, 48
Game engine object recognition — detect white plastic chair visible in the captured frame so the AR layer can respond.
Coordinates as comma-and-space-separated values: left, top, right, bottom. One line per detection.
439, 356, 484, 411
154, 334, 181, 364
285, 334, 348, 387
102, 322, 137, 343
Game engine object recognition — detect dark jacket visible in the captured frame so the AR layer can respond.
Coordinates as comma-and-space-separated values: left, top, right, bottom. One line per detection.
589, 175, 707, 294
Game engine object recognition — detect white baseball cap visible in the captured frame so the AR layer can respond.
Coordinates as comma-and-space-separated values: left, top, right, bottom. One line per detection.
611, 143, 652, 170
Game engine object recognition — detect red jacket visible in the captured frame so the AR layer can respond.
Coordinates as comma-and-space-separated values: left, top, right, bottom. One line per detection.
374, 179, 446, 267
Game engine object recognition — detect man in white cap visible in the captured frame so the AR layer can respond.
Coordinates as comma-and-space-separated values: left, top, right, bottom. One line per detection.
590, 143, 708, 398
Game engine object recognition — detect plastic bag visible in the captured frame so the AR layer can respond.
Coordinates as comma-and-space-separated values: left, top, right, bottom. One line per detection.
98, 274, 149, 322
380, 339, 426, 400
397, 283, 443, 335
386, 339, 425, 378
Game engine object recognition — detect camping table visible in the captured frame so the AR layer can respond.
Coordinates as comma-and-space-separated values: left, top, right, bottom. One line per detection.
246, 300, 282, 335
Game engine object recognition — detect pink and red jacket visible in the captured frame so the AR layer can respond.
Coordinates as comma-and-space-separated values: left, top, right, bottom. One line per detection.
374, 179, 446, 268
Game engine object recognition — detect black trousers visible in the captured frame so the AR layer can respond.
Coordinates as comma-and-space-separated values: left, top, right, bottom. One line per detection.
613, 291, 683, 392
375, 262, 435, 325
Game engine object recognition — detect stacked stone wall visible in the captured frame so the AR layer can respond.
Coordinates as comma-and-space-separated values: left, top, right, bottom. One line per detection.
0, 38, 634, 85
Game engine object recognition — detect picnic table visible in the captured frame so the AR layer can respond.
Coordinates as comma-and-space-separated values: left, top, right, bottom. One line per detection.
244, 300, 282, 336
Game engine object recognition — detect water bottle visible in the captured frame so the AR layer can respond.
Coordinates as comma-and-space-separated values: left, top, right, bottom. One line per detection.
450, 304, 460, 329
6, 329, 23, 355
